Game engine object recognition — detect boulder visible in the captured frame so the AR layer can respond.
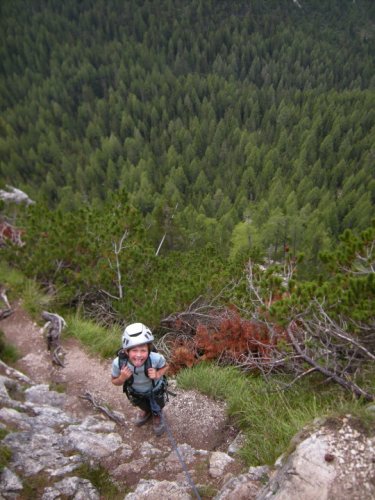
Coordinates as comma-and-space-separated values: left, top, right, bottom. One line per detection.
209, 451, 234, 478
257, 418, 375, 500
124, 479, 192, 499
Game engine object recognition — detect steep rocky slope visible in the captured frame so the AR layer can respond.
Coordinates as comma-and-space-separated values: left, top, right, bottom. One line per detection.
0, 304, 374, 499
0, 305, 257, 498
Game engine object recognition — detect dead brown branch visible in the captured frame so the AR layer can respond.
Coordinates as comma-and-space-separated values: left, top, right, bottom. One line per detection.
0, 308, 13, 320
41, 311, 67, 367
0, 285, 11, 310
80, 391, 124, 424
51, 346, 65, 367
161, 295, 232, 336
242, 259, 375, 399
80, 290, 122, 327
287, 323, 374, 401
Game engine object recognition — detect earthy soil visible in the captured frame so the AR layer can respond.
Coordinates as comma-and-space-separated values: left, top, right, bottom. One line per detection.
0, 302, 240, 455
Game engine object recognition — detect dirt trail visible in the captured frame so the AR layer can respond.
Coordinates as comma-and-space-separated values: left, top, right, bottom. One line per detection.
0, 302, 238, 454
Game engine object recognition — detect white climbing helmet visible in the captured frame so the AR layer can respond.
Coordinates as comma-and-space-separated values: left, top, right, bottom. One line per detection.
122, 322, 154, 349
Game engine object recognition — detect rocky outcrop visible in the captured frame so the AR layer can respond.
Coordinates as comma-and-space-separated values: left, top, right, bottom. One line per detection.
125, 479, 193, 499
257, 417, 375, 500
0, 362, 259, 498
1, 360, 374, 499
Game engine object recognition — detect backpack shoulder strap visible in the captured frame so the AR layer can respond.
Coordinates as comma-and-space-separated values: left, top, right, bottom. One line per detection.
145, 354, 156, 387
117, 349, 128, 370
117, 349, 135, 394
144, 355, 153, 373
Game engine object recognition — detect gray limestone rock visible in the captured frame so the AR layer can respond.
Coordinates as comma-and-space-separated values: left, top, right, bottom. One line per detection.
112, 457, 151, 478
41, 476, 100, 500
3, 429, 81, 477
228, 431, 246, 456
214, 472, 261, 500
156, 443, 203, 473
256, 432, 337, 500
0, 467, 23, 496
214, 465, 270, 499
63, 426, 124, 459
209, 451, 235, 478
139, 441, 164, 458
125, 479, 192, 499
247, 465, 270, 481
24, 384, 66, 407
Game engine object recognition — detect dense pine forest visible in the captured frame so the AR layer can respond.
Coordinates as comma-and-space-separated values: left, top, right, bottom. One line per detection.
0, 0, 374, 325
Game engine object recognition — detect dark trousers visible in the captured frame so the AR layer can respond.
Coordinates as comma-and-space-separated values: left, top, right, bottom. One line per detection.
126, 384, 166, 415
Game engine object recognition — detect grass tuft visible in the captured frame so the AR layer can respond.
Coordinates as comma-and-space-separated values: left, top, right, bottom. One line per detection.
49, 382, 67, 393
0, 429, 9, 440
0, 262, 26, 292
21, 281, 53, 317
0, 330, 20, 363
65, 314, 121, 358
0, 263, 56, 319
22, 473, 52, 498
0, 445, 12, 472
75, 463, 123, 498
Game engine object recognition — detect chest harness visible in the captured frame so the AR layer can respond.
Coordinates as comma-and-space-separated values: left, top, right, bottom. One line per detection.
117, 349, 156, 392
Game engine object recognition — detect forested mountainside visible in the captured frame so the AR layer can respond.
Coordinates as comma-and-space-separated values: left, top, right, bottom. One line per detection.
0, 1, 374, 410
1, 0, 374, 265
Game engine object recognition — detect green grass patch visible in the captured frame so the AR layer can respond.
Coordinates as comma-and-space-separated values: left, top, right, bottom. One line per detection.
0, 263, 121, 360
21, 280, 53, 318
0, 444, 12, 471
197, 484, 218, 499
0, 263, 55, 319
65, 314, 121, 358
49, 382, 67, 393
176, 362, 370, 465
0, 330, 20, 363
0, 262, 26, 293
0, 429, 9, 440
75, 463, 123, 498
22, 473, 53, 499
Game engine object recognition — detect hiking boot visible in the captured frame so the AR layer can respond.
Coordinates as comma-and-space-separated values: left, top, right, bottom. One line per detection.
134, 411, 151, 427
153, 415, 165, 436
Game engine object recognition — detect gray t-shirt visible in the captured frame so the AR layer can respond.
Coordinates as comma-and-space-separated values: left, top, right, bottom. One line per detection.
111, 351, 166, 393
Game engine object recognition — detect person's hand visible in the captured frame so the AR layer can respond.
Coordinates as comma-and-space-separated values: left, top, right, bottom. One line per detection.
120, 365, 133, 381
147, 367, 158, 379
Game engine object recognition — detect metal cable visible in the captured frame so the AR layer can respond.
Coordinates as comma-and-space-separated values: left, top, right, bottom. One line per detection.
150, 394, 202, 500
161, 413, 202, 500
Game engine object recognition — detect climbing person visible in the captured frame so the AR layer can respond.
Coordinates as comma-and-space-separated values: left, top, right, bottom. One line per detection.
111, 322, 169, 436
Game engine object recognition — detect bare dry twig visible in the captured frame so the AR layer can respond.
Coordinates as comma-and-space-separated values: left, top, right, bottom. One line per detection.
243, 258, 374, 399
287, 322, 374, 401
41, 311, 67, 367
80, 391, 124, 423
